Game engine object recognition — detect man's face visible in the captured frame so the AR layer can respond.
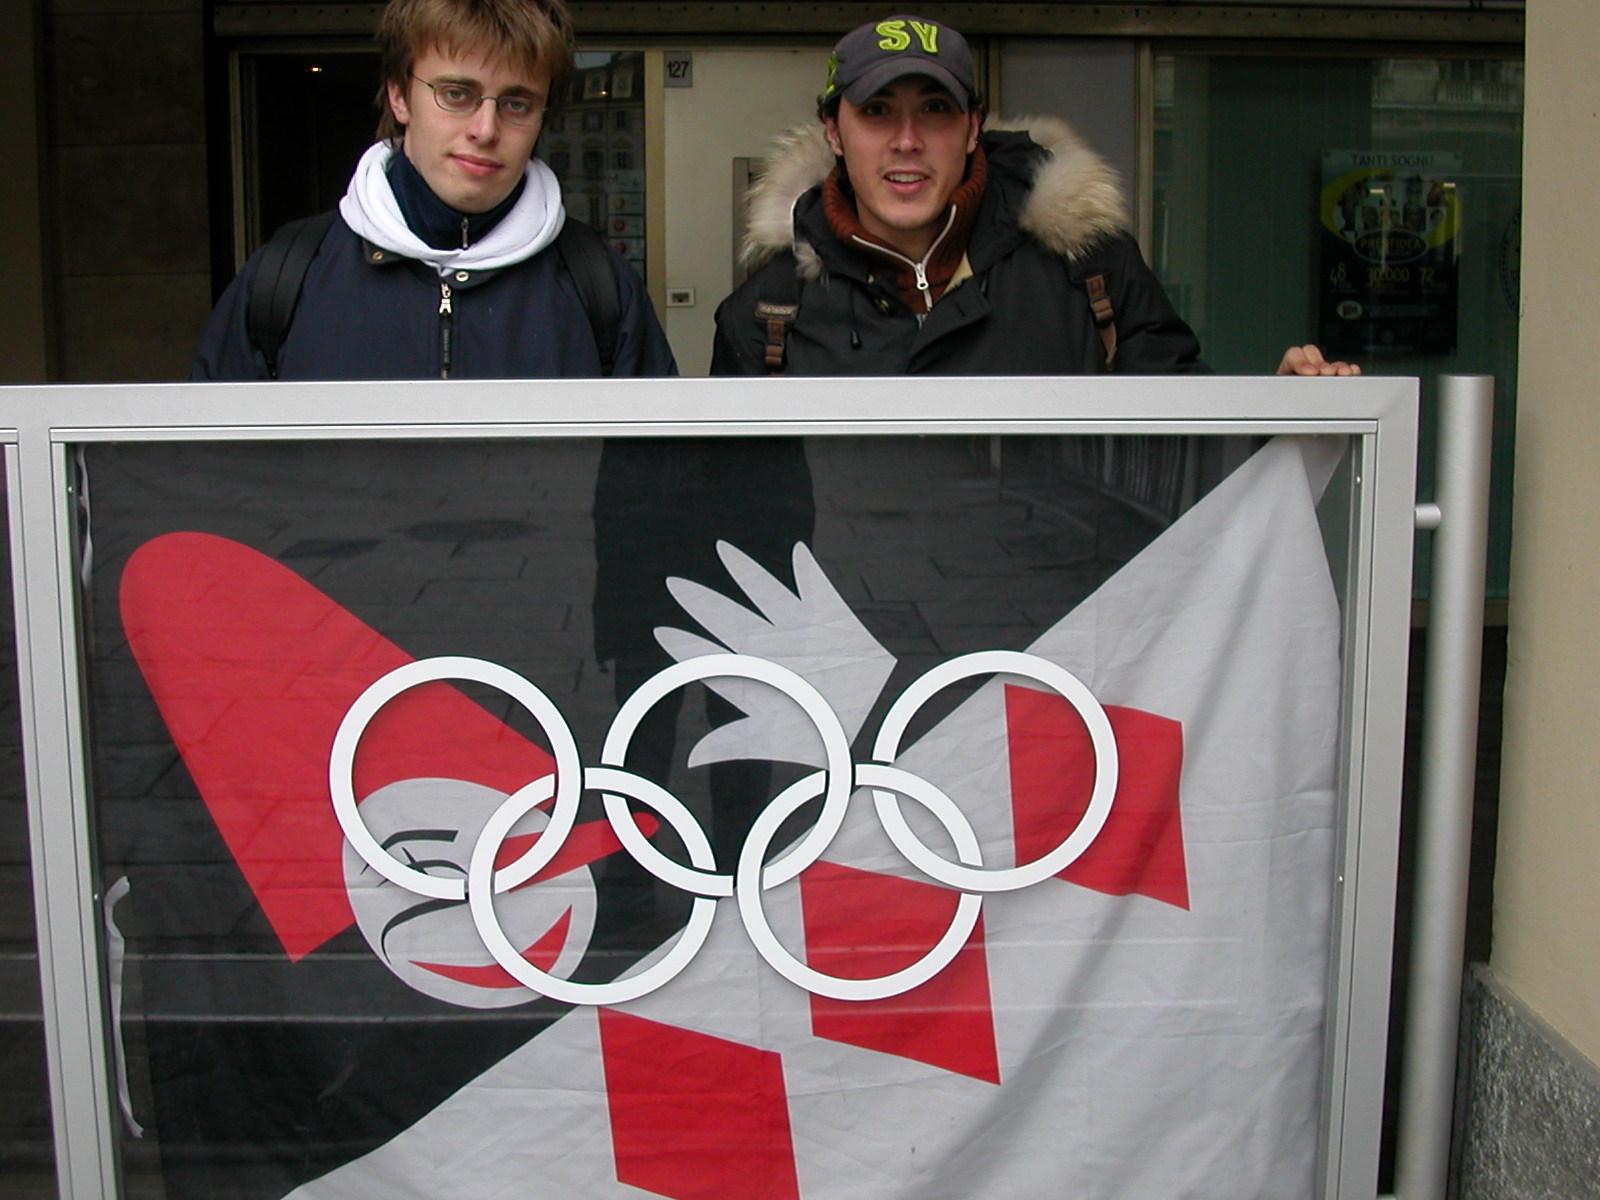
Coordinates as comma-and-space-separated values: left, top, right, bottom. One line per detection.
824, 77, 981, 261
387, 43, 550, 214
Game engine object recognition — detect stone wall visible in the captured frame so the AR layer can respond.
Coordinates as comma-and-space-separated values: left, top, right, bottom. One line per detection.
1457, 965, 1600, 1199
47, 0, 213, 381
0, 3, 51, 383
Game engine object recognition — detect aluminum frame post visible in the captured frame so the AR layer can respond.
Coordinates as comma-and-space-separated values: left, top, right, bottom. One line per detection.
12, 436, 121, 1199
1394, 374, 1494, 1200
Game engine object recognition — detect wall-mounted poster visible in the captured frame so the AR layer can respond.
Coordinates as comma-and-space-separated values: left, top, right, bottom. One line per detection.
1319, 150, 1462, 356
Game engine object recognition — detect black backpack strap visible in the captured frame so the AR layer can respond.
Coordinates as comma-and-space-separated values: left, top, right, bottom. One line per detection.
752, 258, 803, 374
245, 210, 337, 380
555, 218, 621, 377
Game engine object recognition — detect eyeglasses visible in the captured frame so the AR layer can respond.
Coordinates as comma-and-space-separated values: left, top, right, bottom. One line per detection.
411, 74, 545, 125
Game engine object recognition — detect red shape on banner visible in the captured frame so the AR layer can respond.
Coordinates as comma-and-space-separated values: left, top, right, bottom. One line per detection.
599, 1009, 800, 1200
415, 906, 574, 988
1005, 685, 1188, 909
120, 532, 560, 961
496, 814, 660, 884
801, 861, 1000, 1085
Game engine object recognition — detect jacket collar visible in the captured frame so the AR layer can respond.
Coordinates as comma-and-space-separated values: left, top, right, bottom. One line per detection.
386, 149, 528, 252
818, 146, 985, 311
742, 116, 1128, 281
338, 141, 566, 278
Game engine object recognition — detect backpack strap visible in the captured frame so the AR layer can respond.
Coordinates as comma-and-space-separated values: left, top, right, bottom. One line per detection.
755, 300, 800, 372
1081, 271, 1118, 371
1066, 245, 1122, 372
752, 259, 803, 373
246, 211, 337, 380
554, 218, 621, 377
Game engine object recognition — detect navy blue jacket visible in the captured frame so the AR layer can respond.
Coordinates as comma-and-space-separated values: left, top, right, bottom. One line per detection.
193, 216, 676, 381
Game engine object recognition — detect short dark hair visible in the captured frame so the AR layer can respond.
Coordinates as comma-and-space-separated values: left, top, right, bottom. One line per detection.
374, 0, 575, 143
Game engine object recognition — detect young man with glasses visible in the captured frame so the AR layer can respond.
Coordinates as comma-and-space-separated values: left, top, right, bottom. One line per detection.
194, 0, 673, 380
714, 14, 1353, 378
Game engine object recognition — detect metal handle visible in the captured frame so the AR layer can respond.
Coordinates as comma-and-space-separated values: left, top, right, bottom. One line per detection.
1395, 374, 1494, 1199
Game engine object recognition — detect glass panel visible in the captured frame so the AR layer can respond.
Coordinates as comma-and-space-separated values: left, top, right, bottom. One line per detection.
83, 433, 1353, 1199
545, 51, 648, 285
0, 466, 58, 1198
1152, 52, 1522, 597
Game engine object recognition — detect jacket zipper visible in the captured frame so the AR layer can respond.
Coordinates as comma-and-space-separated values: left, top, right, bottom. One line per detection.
851, 205, 960, 313
438, 281, 454, 379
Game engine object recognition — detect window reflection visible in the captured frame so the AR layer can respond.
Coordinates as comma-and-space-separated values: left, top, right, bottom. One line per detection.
542, 51, 647, 285
1151, 52, 1521, 598
82, 433, 1348, 1198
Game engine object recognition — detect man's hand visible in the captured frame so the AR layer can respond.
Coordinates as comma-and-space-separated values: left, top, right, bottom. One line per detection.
1277, 344, 1361, 376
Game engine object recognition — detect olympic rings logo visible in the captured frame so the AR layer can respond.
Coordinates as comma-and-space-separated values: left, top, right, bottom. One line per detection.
329, 651, 1118, 1006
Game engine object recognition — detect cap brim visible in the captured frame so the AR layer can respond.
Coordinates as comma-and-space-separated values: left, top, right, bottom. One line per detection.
838, 59, 971, 111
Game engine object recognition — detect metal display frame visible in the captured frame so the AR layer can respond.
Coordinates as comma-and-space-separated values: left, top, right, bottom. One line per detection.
2, 375, 1427, 1200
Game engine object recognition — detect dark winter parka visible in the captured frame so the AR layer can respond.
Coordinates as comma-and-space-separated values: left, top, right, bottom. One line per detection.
712, 117, 1206, 377
193, 217, 675, 381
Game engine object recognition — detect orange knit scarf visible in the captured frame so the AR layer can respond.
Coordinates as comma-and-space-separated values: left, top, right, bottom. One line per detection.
822, 144, 988, 313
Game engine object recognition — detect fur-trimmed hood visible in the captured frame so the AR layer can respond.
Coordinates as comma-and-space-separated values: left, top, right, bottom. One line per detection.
740, 115, 1128, 275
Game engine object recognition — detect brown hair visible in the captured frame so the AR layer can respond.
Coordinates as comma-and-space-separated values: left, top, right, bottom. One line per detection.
374, 0, 575, 142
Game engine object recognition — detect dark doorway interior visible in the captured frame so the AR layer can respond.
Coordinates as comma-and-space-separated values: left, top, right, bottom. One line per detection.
245, 52, 379, 256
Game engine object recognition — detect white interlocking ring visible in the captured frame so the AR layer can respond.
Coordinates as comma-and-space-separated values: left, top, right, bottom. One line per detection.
599, 654, 855, 897
735, 764, 985, 1001
871, 650, 1118, 893
466, 765, 718, 1006
333, 649, 1119, 1005
330, 657, 582, 901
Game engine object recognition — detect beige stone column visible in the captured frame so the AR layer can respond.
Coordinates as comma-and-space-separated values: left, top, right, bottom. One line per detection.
1495, 0, 1600, 1066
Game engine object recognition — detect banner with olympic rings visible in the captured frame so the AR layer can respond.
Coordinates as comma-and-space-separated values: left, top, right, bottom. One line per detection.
92, 432, 1346, 1200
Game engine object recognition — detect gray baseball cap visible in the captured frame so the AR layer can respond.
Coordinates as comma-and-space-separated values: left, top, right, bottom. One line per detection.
818, 15, 976, 112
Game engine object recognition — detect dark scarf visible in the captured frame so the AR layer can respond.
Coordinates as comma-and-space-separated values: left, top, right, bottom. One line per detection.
823, 143, 987, 314
387, 148, 528, 251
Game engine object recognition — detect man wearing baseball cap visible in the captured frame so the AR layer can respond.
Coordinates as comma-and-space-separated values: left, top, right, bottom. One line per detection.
712, 13, 1352, 377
